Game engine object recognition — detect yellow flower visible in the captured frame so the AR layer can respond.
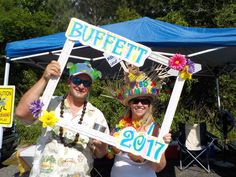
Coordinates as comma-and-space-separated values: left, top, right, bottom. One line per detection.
132, 120, 141, 129
38, 111, 58, 128
180, 65, 192, 80
117, 119, 126, 128
113, 132, 120, 137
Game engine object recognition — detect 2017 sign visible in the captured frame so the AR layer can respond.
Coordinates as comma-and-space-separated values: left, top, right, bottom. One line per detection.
118, 127, 166, 162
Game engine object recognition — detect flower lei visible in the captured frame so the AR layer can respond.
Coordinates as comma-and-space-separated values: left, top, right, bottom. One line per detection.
29, 100, 58, 128
107, 117, 143, 159
168, 53, 195, 80
112, 117, 142, 137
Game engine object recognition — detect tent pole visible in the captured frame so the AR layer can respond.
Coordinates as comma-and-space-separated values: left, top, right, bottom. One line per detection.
216, 77, 221, 111
188, 47, 225, 57
0, 57, 10, 160
3, 57, 10, 85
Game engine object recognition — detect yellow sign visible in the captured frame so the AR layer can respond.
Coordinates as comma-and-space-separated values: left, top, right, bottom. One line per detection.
0, 86, 15, 127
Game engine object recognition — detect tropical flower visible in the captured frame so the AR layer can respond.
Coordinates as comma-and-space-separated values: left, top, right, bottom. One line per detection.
38, 111, 58, 128
29, 100, 44, 119
186, 59, 195, 73
180, 65, 192, 80
168, 54, 195, 80
169, 54, 187, 71
132, 120, 142, 128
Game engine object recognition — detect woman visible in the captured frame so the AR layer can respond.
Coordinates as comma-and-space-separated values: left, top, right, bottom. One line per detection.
109, 64, 172, 177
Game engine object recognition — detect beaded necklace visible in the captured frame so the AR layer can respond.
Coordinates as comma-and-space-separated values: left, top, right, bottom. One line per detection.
59, 95, 87, 147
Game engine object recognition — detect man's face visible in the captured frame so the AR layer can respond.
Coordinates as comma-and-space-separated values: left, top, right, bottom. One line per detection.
69, 73, 92, 101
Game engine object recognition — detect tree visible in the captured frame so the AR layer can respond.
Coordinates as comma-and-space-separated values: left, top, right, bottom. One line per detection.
70, 0, 119, 25
215, 3, 236, 27
0, 0, 56, 53
114, 7, 141, 23
158, 11, 188, 26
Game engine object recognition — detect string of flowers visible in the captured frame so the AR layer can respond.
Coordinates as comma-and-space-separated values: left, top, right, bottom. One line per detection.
29, 99, 58, 128
168, 53, 195, 80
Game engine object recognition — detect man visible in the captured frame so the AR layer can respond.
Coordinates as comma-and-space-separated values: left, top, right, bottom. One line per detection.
15, 60, 109, 177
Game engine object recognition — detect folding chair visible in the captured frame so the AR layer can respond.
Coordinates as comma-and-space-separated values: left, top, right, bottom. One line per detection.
177, 122, 217, 173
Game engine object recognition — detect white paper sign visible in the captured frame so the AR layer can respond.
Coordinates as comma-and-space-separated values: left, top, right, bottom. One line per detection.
103, 53, 122, 67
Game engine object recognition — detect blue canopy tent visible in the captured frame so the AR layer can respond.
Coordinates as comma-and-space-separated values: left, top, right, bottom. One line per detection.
3, 17, 236, 109
4, 17, 236, 83
4, 17, 236, 106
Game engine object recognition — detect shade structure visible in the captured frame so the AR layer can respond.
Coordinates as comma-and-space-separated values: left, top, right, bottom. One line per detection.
4, 17, 236, 80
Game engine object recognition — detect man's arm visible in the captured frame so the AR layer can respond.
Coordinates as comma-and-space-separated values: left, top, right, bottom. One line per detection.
15, 60, 61, 122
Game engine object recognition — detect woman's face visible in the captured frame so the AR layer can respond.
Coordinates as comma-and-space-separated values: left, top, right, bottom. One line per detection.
129, 96, 151, 120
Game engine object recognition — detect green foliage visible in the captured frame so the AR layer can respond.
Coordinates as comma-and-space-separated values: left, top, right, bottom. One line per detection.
158, 11, 188, 26
114, 7, 141, 23
215, 3, 236, 27
0, 60, 5, 85
9, 64, 39, 104
89, 80, 125, 128
0, 0, 56, 53
68, 0, 119, 25
218, 73, 236, 113
44, 0, 82, 31
54, 77, 69, 96
15, 119, 41, 145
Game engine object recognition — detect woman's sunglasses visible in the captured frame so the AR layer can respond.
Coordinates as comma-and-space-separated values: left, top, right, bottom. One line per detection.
130, 98, 151, 105
70, 77, 92, 88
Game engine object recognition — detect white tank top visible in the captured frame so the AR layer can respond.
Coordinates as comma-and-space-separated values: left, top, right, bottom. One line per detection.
111, 122, 157, 177
111, 152, 157, 177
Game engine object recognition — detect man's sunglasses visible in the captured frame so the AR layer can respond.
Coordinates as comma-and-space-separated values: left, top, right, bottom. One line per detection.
130, 98, 151, 105
70, 77, 92, 88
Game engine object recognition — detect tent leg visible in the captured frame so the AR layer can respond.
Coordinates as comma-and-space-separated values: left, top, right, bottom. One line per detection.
3, 59, 10, 86
1, 58, 11, 160
216, 77, 221, 111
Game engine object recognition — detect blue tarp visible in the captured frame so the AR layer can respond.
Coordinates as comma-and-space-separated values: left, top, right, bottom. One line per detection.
5, 17, 236, 58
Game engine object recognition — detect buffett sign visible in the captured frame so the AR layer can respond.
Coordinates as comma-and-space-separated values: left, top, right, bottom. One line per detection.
66, 18, 151, 67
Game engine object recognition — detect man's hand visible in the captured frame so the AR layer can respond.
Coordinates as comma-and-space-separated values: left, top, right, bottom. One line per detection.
42, 60, 61, 81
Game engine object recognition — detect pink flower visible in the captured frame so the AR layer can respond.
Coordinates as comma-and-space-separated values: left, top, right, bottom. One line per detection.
169, 54, 187, 71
